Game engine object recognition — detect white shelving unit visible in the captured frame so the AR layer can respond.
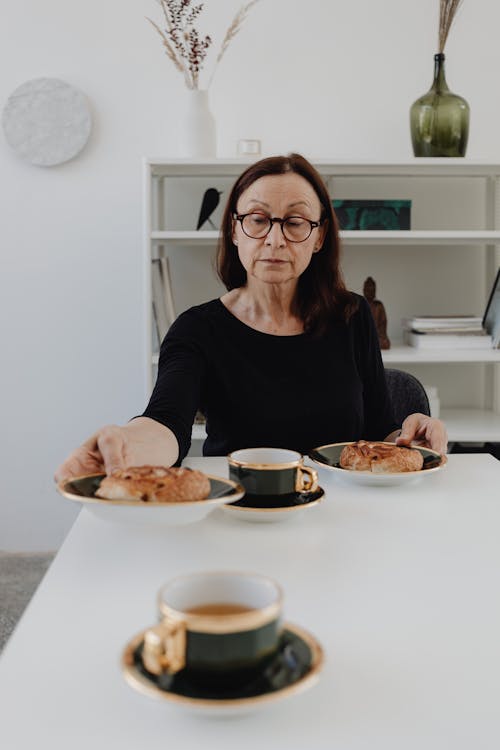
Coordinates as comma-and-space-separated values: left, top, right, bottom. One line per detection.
144, 157, 500, 444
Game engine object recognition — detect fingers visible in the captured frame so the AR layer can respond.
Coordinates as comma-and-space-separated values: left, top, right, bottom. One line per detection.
54, 447, 104, 484
423, 420, 448, 455
80, 431, 100, 450
396, 413, 448, 455
54, 425, 127, 483
54, 458, 79, 484
96, 425, 128, 475
395, 413, 423, 446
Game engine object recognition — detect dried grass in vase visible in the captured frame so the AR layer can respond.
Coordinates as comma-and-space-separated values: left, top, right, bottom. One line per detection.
147, 0, 259, 90
438, 0, 463, 53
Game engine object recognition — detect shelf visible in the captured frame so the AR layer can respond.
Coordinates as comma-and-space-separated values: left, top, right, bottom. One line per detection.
152, 231, 218, 245
151, 230, 500, 246
191, 410, 500, 444
442, 408, 500, 442
147, 157, 500, 179
383, 346, 500, 364
342, 231, 500, 246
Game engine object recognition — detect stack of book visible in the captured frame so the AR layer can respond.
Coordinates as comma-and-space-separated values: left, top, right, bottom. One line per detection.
402, 316, 494, 349
151, 256, 176, 349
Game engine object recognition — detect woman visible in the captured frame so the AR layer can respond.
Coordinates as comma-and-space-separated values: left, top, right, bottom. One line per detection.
55, 154, 447, 481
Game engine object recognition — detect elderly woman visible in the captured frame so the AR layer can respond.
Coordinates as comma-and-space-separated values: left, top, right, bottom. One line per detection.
55, 154, 447, 481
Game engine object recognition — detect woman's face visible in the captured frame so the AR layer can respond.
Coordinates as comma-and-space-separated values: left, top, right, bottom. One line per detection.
232, 173, 326, 287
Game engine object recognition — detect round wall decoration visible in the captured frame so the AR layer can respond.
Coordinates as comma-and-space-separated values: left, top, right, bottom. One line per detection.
2, 77, 92, 167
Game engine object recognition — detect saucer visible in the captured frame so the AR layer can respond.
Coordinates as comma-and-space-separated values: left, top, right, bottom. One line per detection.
221, 487, 325, 523
122, 622, 324, 716
57, 473, 245, 526
309, 442, 445, 487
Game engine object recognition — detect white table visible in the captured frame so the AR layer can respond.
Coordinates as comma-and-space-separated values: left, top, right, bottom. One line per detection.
1, 455, 500, 749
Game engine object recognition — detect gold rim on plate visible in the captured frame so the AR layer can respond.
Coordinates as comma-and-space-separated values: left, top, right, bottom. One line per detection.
223, 487, 325, 515
57, 473, 245, 507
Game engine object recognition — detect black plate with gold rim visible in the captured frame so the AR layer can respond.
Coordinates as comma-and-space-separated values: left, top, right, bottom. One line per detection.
309, 442, 445, 487
122, 622, 323, 714
57, 473, 245, 526
59, 474, 241, 504
221, 487, 325, 523
230, 488, 324, 509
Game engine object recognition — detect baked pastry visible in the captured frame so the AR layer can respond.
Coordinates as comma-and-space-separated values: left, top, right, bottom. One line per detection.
95, 465, 211, 503
339, 441, 424, 473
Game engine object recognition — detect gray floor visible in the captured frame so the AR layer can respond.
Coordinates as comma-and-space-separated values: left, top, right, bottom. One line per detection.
0, 551, 55, 652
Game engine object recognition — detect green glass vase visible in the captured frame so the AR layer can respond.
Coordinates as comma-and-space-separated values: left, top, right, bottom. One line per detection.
410, 53, 469, 157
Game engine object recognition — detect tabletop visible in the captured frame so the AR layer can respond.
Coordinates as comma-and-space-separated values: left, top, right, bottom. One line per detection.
1, 454, 499, 749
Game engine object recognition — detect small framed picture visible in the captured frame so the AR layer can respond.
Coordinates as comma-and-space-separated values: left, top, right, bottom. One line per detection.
332, 199, 411, 230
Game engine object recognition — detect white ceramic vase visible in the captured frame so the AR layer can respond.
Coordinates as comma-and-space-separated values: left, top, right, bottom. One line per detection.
177, 89, 216, 158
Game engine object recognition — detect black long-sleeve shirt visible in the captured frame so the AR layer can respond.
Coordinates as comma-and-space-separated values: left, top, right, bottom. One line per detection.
142, 295, 398, 462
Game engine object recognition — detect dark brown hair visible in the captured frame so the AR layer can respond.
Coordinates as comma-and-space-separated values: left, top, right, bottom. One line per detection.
216, 153, 357, 334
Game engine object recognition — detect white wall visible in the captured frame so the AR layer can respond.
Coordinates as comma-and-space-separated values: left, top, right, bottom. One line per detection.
1, 0, 498, 550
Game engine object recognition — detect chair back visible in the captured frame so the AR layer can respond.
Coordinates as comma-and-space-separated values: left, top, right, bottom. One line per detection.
384, 368, 430, 425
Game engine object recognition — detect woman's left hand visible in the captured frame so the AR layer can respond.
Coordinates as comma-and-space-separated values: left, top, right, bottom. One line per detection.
396, 413, 448, 455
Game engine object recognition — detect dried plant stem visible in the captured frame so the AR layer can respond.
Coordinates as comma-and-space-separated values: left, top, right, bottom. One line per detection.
438, 0, 463, 53
146, 17, 192, 88
207, 0, 259, 87
148, 0, 259, 89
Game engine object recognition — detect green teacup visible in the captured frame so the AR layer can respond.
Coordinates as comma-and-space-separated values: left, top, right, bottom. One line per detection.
228, 447, 318, 499
142, 572, 283, 686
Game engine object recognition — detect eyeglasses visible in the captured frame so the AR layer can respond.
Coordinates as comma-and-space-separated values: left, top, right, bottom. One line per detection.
233, 212, 322, 243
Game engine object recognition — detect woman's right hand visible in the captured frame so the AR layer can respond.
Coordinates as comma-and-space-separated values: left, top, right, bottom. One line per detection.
54, 418, 180, 484
54, 425, 130, 483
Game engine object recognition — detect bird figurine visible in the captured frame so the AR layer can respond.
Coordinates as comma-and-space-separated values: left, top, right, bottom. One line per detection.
196, 188, 222, 230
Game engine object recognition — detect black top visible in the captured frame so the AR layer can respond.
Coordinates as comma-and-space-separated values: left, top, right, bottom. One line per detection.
142, 296, 398, 462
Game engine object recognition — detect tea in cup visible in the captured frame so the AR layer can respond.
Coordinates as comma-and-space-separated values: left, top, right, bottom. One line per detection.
227, 447, 318, 502
142, 571, 283, 686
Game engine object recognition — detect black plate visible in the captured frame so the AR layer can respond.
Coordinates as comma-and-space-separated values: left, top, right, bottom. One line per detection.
58, 473, 243, 506
309, 442, 444, 472
122, 623, 324, 709
228, 488, 325, 510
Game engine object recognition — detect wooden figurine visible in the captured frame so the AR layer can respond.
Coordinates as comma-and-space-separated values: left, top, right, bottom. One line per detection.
363, 276, 391, 349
